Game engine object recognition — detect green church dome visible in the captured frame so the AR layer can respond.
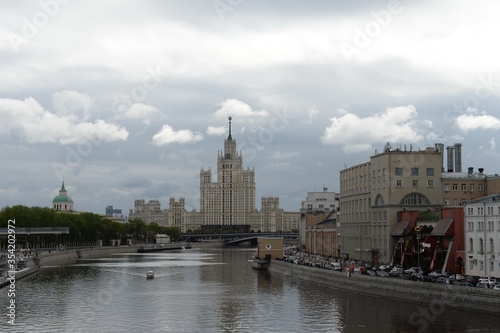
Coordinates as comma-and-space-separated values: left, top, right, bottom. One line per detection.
53, 194, 74, 203
52, 181, 74, 203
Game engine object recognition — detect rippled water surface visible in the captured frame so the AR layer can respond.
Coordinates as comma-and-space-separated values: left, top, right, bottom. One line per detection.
1, 248, 499, 333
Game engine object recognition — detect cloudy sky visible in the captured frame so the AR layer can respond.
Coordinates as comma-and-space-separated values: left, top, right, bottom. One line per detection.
1, 1, 500, 214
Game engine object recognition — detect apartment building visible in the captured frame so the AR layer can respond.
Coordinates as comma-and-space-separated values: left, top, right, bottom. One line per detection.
129, 117, 286, 233
339, 143, 444, 264
464, 194, 500, 278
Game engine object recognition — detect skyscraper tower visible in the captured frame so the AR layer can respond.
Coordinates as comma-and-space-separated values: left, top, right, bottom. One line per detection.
200, 117, 256, 227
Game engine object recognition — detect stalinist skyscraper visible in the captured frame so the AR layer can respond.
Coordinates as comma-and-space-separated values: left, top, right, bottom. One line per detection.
199, 117, 256, 227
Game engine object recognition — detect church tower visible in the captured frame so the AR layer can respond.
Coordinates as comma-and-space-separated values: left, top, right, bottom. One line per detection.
52, 181, 74, 212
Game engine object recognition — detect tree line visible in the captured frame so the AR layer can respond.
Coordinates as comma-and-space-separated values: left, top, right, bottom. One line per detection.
0, 205, 180, 247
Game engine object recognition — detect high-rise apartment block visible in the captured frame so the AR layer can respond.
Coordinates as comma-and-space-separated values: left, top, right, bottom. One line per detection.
130, 117, 300, 233
200, 117, 256, 227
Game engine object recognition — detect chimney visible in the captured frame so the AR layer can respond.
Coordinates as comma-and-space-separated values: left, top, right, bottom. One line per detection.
454, 143, 462, 173
446, 146, 454, 172
435, 143, 445, 172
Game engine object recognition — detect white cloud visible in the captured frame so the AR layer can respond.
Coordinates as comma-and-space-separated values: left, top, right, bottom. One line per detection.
490, 138, 496, 150
206, 126, 226, 136
52, 90, 93, 121
116, 103, 159, 125
0, 96, 128, 144
456, 113, 500, 132
213, 99, 269, 119
152, 124, 203, 146
307, 107, 318, 124
321, 105, 423, 153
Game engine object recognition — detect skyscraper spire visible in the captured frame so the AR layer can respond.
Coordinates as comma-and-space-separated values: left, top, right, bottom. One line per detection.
227, 116, 232, 141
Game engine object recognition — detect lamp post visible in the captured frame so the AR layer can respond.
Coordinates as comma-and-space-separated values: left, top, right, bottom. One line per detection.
360, 234, 363, 261
399, 237, 404, 266
416, 231, 421, 268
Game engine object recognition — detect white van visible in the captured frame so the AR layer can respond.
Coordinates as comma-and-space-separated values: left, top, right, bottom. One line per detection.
330, 262, 342, 271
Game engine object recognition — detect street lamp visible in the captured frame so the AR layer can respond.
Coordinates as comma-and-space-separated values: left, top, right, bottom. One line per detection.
416, 229, 421, 268
399, 237, 404, 267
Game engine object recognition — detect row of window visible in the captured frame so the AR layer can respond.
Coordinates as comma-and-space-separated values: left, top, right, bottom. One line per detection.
466, 206, 500, 215
396, 167, 435, 176
468, 237, 496, 253
469, 260, 495, 273
467, 221, 500, 231
444, 184, 484, 192
394, 180, 434, 188
373, 167, 435, 178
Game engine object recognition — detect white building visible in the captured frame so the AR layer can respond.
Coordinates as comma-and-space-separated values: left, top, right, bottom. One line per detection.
300, 187, 339, 213
129, 199, 165, 225
464, 194, 500, 278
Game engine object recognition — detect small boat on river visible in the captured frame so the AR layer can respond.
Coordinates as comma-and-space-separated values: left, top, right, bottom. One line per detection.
146, 270, 155, 279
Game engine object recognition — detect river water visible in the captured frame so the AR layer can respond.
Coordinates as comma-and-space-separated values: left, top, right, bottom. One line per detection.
1, 247, 499, 333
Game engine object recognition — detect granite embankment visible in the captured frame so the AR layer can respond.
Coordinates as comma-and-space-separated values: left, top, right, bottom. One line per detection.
269, 260, 500, 315
29, 246, 137, 267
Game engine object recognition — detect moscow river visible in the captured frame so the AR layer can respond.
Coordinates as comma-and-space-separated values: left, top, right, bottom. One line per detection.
1, 247, 499, 333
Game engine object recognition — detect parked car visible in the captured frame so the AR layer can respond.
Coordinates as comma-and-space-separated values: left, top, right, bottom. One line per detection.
478, 277, 497, 287
378, 265, 390, 272
376, 270, 389, 278
494, 284, 500, 290
476, 282, 490, 288
435, 277, 450, 284
428, 271, 444, 278
365, 269, 377, 277
389, 267, 402, 278
404, 267, 423, 275
454, 281, 474, 287
330, 262, 343, 271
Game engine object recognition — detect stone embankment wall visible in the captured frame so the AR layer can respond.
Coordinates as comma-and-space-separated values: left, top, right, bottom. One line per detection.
32, 246, 137, 267
269, 260, 500, 315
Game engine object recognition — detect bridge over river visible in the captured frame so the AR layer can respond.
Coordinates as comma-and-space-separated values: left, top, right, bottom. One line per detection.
180, 232, 299, 246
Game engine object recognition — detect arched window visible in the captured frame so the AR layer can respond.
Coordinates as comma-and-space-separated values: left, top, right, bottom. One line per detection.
401, 193, 429, 205
490, 238, 494, 253
375, 195, 384, 206
469, 238, 474, 252
479, 238, 484, 253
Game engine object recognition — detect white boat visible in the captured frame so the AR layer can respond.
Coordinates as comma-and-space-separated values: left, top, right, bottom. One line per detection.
146, 270, 155, 279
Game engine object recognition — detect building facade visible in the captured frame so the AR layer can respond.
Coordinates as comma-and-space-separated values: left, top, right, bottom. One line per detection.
200, 117, 257, 227
129, 117, 287, 233
339, 143, 445, 264
300, 187, 339, 213
129, 199, 165, 225
339, 141, 500, 267
464, 194, 500, 278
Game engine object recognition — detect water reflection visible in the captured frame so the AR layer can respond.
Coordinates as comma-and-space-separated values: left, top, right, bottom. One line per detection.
0, 248, 499, 333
